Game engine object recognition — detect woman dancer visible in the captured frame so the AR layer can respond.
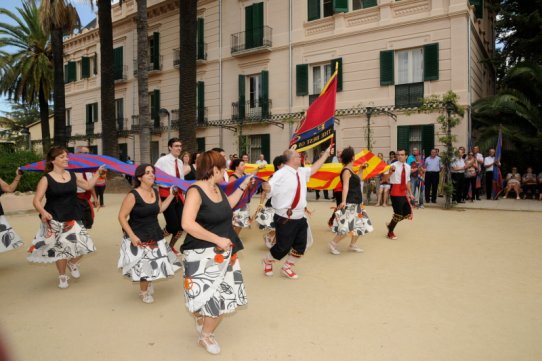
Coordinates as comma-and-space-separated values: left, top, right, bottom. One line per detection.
0, 169, 24, 253
117, 164, 181, 304
28, 146, 103, 288
256, 155, 286, 248
229, 159, 251, 235
329, 147, 374, 255
182, 151, 197, 181
181, 150, 252, 355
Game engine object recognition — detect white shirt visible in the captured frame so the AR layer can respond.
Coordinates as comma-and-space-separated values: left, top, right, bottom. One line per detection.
77, 172, 94, 193
475, 153, 484, 165
268, 165, 312, 219
484, 156, 495, 172
255, 160, 267, 165
155, 154, 184, 187
388, 161, 411, 184
451, 157, 465, 173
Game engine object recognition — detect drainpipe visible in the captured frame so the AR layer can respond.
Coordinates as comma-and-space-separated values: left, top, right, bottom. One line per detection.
219, 0, 223, 148
288, 0, 293, 137
467, 14, 472, 146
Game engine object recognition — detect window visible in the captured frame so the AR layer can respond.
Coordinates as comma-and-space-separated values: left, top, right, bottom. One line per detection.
196, 137, 205, 152
149, 90, 160, 128
297, 58, 342, 98
397, 125, 434, 155
197, 18, 206, 60
239, 134, 270, 163
197, 81, 205, 123
86, 103, 98, 123
245, 2, 264, 49
350, 0, 377, 10
115, 99, 124, 130
237, 71, 269, 120
308, 0, 335, 21
311, 63, 333, 95
149, 32, 160, 70
397, 48, 423, 85
248, 74, 261, 109
66, 108, 71, 126
64, 61, 76, 83
114, 47, 124, 80
469, 0, 483, 19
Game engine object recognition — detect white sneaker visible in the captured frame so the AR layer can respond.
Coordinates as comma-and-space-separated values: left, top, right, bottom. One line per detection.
199, 333, 221, 355
140, 291, 154, 304
67, 262, 80, 279
58, 275, 69, 289
329, 241, 341, 255
348, 244, 364, 253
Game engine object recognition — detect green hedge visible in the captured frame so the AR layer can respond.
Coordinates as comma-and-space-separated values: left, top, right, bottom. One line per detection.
0, 151, 43, 193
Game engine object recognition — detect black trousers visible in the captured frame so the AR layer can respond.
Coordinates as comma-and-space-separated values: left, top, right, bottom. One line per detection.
464, 176, 476, 200
451, 173, 465, 202
390, 195, 412, 218
485, 171, 493, 199
77, 197, 93, 229
270, 215, 308, 260
424, 171, 440, 202
95, 185, 106, 206
161, 197, 183, 235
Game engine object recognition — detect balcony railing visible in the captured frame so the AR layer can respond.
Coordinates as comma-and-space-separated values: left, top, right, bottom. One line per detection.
131, 116, 140, 131
232, 99, 272, 121
114, 65, 128, 81
231, 26, 272, 55
66, 125, 72, 137
152, 118, 162, 133
197, 106, 208, 124
86, 122, 95, 136
173, 44, 208, 67
133, 56, 163, 75
116, 118, 128, 131
395, 82, 424, 108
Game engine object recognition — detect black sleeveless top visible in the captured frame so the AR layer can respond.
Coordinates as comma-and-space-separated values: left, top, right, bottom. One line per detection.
181, 185, 243, 253
341, 168, 363, 204
44, 172, 82, 222
185, 165, 196, 181
127, 189, 163, 242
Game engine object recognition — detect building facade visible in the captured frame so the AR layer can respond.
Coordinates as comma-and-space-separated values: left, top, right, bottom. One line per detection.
60, 0, 495, 163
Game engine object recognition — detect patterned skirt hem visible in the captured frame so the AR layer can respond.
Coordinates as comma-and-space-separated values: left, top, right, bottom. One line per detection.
331, 203, 374, 236
0, 215, 24, 253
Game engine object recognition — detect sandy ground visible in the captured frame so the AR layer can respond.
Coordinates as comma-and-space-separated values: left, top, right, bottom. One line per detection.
1, 193, 541, 361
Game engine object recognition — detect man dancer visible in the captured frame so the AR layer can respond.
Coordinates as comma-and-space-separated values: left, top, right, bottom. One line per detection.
383, 149, 413, 240
261, 146, 332, 279
75, 146, 99, 229
424, 149, 441, 203
155, 138, 184, 254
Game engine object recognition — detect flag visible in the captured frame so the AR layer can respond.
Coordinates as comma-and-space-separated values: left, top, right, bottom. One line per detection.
19, 153, 260, 210
492, 128, 503, 199
289, 65, 337, 152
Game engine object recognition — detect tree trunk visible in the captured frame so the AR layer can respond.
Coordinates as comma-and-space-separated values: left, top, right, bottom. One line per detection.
178, 0, 197, 152
136, 0, 151, 164
98, 0, 118, 158
51, 25, 66, 147
39, 82, 51, 153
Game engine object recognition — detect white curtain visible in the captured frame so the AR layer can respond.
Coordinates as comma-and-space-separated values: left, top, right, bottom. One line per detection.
398, 51, 409, 84
313, 67, 322, 94
412, 48, 423, 82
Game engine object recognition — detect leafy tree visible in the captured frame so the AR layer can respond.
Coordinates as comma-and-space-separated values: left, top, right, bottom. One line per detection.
0, 0, 53, 151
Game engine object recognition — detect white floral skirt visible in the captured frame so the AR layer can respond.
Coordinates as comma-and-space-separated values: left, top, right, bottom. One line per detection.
0, 215, 23, 253
232, 205, 251, 228
332, 203, 374, 236
27, 220, 95, 263
255, 206, 275, 230
117, 236, 182, 282
183, 247, 247, 318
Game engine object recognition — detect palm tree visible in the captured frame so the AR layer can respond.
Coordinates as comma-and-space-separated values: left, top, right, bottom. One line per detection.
39, 0, 79, 147
96, 0, 118, 158
178, 0, 197, 151
136, 0, 151, 164
0, 0, 53, 152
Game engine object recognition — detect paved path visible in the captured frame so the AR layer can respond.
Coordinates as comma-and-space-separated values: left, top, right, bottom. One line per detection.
1, 192, 541, 361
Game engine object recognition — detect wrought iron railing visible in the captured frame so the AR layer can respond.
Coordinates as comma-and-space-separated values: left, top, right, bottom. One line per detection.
173, 44, 208, 67
197, 106, 208, 124
232, 99, 272, 121
395, 82, 424, 108
116, 118, 128, 131
133, 56, 163, 75
86, 122, 94, 136
231, 26, 272, 54
114, 65, 128, 81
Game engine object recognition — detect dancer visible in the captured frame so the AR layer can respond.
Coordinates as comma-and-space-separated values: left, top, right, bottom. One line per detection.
181, 150, 253, 355
261, 146, 332, 279
383, 149, 413, 240
182, 151, 197, 181
229, 159, 251, 235
0, 169, 24, 253
94, 168, 107, 207
28, 146, 103, 288
329, 147, 373, 255
117, 164, 181, 304
256, 155, 286, 248
155, 138, 184, 254
75, 146, 99, 229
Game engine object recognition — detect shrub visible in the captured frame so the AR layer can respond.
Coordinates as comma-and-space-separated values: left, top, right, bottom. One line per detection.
0, 151, 43, 193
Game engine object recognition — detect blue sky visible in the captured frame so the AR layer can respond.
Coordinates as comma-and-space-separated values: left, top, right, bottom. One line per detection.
0, 0, 97, 116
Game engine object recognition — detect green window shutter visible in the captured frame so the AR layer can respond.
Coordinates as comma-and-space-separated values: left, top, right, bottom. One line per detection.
152, 32, 160, 70
380, 50, 394, 86
197, 18, 205, 60
152, 90, 160, 127
196, 137, 206, 152
307, 0, 320, 21
238, 75, 246, 120
261, 133, 270, 164
363, 0, 378, 8
397, 126, 410, 151
296, 64, 309, 96
261, 70, 269, 118
93, 103, 98, 122
81, 57, 90, 79
421, 124, 435, 156
86, 104, 91, 123
252, 2, 264, 47
333, 0, 348, 13
245, 5, 254, 49
330, 58, 343, 92
68, 61, 76, 82
113, 47, 123, 80
93, 54, 98, 75
423, 43, 439, 81
469, 0, 483, 18
197, 81, 205, 123
64, 64, 69, 83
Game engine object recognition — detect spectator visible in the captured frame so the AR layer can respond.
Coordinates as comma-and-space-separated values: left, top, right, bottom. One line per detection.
255, 154, 268, 165
483, 148, 500, 200
521, 167, 537, 199
241, 153, 249, 163
450, 148, 466, 203
472, 146, 484, 200
95, 168, 107, 207
424, 149, 441, 204
387, 151, 396, 165
503, 167, 521, 199
407, 148, 423, 207
463, 151, 479, 201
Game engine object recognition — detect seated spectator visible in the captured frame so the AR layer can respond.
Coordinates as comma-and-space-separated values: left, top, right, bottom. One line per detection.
503, 167, 522, 199
522, 167, 537, 199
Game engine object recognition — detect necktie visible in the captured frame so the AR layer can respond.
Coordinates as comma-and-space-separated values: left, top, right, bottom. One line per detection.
400, 164, 406, 193
287, 172, 301, 218
175, 159, 180, 178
